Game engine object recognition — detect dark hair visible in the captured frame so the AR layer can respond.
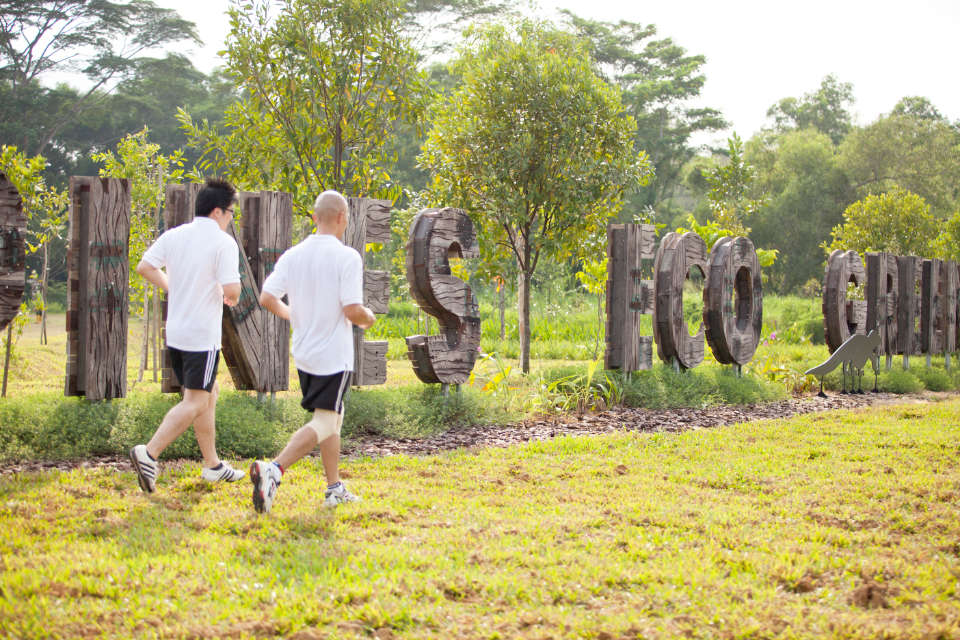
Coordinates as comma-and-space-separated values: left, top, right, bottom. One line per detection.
195, 177, 237, 217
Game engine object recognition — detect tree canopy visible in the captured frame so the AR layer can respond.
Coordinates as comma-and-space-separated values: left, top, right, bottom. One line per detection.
420, 20, 652, 372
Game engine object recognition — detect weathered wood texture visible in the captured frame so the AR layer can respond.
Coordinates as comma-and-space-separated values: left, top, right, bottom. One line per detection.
865, 253, 899, 357
405, 207, 481, 384
65, 177, 131, 400
160, 183, 265, 392
238, 190, 293, 392
653, 231, 707, 369
604, 223, 655, 372
896, 256, 922, 356
703, 236, 763, 366
220, 219, 264, 390
159, 182, 201, 393
344, 197, 391, 386
0, 173, 27, 335
822, 250, 866, 353
941, 260, 960, 353
921, 259, 944, 354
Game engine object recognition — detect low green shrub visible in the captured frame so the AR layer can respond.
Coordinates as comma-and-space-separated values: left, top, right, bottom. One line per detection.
916, 367, 953, 392
880, 368, 923, 394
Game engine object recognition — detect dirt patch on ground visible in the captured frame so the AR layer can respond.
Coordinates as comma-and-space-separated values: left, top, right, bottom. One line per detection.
0, 391, 953, 476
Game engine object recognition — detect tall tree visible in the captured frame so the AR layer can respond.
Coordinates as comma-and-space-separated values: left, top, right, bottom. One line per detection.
563, 13, 726, 218
179, 0, 428, 213
839, 113, 960, 216
420, 20, 652, 373
0, 0, 197, 156
767, 75, 855, 145
745, 128, 853, 292
826, 188, 938, 258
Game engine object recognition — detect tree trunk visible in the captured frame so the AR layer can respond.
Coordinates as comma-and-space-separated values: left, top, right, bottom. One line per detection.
40, 242, 49, 345
518, 267, 532, 374
152, 287, 160, 382
2, 323, 12, 397
499, 283, 506, 340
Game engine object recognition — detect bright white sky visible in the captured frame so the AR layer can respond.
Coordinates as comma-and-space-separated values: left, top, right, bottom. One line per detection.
154, 0, 960, 147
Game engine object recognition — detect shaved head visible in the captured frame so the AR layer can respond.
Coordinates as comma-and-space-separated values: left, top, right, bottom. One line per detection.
313, 190, 348, 225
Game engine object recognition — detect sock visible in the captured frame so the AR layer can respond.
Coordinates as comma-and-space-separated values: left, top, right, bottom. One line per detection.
272, 461, 284, 475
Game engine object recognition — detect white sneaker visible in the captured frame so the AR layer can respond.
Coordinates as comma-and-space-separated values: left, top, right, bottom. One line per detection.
323, 482, 360, 509
249, 461, 281, 513
201, 461, 245, 483
129, 445, 158, 493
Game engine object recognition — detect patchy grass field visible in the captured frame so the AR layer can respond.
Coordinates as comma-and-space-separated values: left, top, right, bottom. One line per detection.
2, 398, 958, 639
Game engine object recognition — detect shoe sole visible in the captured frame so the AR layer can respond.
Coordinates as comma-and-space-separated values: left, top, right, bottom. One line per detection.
129, 448, 155, 494
249, 462, 265, 513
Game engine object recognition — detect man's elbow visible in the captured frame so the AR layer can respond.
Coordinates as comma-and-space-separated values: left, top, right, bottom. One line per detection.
135, 260, 151, 277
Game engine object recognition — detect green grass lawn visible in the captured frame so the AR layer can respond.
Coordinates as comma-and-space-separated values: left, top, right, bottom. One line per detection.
2, 398, 958, 639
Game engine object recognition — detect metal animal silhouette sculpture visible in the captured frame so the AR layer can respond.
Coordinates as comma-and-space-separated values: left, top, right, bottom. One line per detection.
805, 329, 881, 396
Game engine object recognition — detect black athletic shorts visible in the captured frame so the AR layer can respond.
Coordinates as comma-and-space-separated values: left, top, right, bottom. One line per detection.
298, 370, 350, 413
168, 347, 220, 392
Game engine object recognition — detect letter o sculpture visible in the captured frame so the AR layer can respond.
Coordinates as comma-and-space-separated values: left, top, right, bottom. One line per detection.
823, 249, 867, 353
653, 231, 707, 369
703, 236, 763, 365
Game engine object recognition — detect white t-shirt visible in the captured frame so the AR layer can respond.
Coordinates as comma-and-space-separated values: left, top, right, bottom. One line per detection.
261, 233, 364, 375
142, 216, 241, 351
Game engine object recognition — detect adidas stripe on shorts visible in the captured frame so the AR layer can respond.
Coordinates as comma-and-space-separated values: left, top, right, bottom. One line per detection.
168, 347, 220, 392
298, 370, 350, 413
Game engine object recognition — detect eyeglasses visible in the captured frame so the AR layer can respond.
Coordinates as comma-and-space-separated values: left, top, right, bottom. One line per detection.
222, 207, 235, 216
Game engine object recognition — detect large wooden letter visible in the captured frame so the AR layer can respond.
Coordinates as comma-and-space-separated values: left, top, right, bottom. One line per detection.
238, 190, 292, 392
65, 177, 130, 400
344, 197, 391, 386
896, 256, 922, 359
703, 236, 763, 365
921, 258, 944, 355
161, 183, 264, 392
405, 208, 480, 384
605, 223, 655, 372
0, 173, 26, 335
866, 252, 899, 360
653, 231, 707, 369
822, 249, 866, 353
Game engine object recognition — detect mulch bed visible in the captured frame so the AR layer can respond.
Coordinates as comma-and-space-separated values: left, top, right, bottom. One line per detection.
2, 390, 942, 476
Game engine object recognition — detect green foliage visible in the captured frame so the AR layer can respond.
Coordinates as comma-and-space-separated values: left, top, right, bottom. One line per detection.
562, 13, 726, 216
933, 209, 960, 261
179, 0, 428, 214
917, 367, 952, 392
420, 19, 652, 371
839, 113, 960, 216
675, 215, 778, 268
745, 128, 852, 293
705, 133, 765, 234
827, 187, 938, 258
766, 74, 855, 144
92, 128, 185, 313
879, 368, 924, 394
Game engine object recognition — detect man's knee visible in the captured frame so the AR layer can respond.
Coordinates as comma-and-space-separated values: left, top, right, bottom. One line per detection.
305, 409, 341, 442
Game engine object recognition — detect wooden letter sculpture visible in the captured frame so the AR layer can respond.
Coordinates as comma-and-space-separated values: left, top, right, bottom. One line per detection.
865, 252, 899, 365
161, 183, 264, 393
238, 190, 293, 392
405, 208, 481, 384
0, 173, 26, 335
653, 231, 708, 369
822, 249, 866, 353
65, 177, 131, 400
605, 223, 655, 372
703, 236, 763, 366
344, 197, 391, 386
921, 259, 957, 359
896, 255, 922, 363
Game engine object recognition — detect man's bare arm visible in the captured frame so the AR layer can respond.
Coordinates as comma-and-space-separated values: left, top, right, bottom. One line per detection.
259, 291, 291, 320
344, 303, 376, 330
136, 260, 168, 292
222, 282, 241, 307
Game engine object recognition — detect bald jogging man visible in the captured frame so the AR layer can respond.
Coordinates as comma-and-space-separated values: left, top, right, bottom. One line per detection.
129, 177, 245, 492
250, 190, 376, 513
